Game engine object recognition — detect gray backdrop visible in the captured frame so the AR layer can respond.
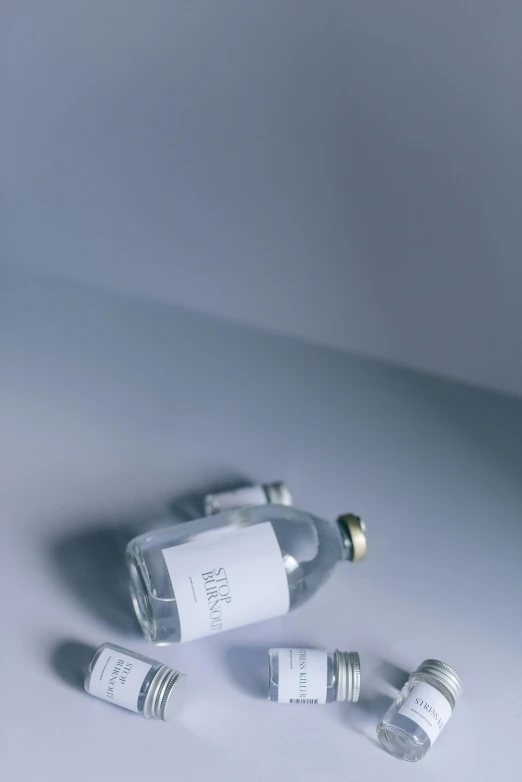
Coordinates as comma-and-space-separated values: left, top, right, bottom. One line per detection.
3, 1, 522, 395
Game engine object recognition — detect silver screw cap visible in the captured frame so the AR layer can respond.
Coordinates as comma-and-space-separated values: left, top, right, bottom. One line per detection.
416, 659, 463, 702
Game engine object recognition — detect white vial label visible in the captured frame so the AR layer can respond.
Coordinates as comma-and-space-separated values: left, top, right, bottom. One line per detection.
398, 681, 453, 744
162, 522, 290, 642
89, 647, 152, 712
205, 486, 268, 514
276, 648, 327, 703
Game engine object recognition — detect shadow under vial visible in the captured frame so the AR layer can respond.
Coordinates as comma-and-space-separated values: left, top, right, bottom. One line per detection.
378, 660, 409, 691
333, 657, 409, 746
335, 689, 394, 738
224, 645, 270, 699
50, 519, 142, 635
51, 639, 96, 692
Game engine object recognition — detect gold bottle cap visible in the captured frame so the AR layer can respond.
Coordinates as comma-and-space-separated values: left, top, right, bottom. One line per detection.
337, 514, 367, 561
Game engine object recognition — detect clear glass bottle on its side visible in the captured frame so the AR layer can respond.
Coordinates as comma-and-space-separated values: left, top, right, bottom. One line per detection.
84, 643, 186, 720
126, 507, 367, 644
268, 648, 360, 704
204, 482, 292, 515
377, 659, 463, 762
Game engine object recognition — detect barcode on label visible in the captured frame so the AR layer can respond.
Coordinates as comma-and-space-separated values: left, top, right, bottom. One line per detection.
289, 699, 319, 704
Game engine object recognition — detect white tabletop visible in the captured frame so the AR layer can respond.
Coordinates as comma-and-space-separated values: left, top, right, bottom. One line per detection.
2, 267, 521, 781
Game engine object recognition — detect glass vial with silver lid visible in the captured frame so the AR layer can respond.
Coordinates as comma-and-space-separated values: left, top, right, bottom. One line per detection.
204, 482, 292, 515
84, 643, 186, 720
268, 648, 360, 704
377, 659, 463, 761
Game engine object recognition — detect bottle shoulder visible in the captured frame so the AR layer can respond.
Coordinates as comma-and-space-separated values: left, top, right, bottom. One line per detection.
127, 504, 332, 551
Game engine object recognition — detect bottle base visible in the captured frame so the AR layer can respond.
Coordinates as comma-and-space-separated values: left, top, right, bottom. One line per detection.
376, 722, 428, 762
127, 554, 156, 642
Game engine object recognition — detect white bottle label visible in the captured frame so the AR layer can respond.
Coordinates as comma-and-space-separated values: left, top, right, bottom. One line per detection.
89, 647, 152, 712
275, 648, 328, 703
398, 681, 453, 744
162, 522, 290, 642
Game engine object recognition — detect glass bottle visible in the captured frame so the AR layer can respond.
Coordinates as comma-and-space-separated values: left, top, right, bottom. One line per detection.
204, 481, 292, 515
84, 642, 186, 720
126, 506, 367, 644
377, 659, 463, 762
268, 648, 360, 703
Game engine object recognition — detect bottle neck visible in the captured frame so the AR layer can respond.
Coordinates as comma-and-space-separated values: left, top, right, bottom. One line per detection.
336, 514, 367, 562
337, 520, 354, 561
334, 650, 361, 702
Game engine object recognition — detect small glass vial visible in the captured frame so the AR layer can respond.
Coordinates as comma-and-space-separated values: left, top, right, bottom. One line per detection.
84, 643, 186, 720
204, 481, 292, 515
268, 648, 360, 704
377, 659, 463, 762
